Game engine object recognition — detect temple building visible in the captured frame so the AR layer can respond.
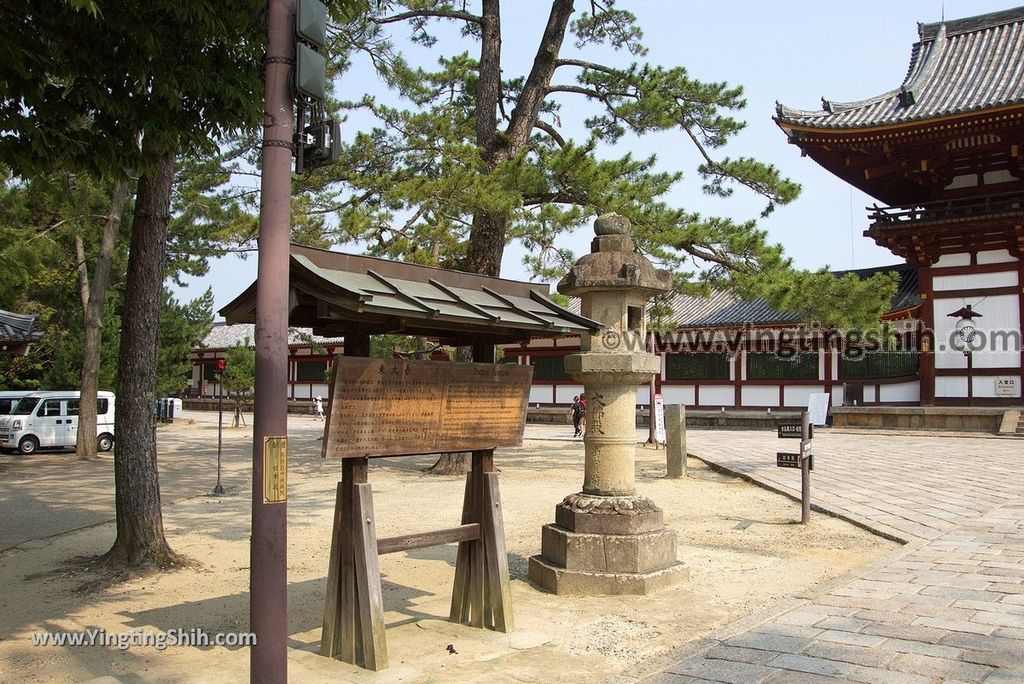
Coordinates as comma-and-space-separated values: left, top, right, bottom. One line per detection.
502, 7, 1022, 411
0, 309, 41, 356
775, 6, 1023, 405
503, 264, 921, 411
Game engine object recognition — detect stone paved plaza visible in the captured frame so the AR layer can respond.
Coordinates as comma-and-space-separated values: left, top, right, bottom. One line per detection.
641, 428, 1024, 684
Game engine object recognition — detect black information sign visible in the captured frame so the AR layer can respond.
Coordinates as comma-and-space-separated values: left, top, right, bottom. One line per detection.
778, 423, 813, 439
776, 452, 814, 470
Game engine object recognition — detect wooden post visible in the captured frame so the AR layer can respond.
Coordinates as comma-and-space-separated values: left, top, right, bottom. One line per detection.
450, 449, 513, 631
320, 481, 345, 657
800, 411, 811, 524
321, 458, 384, 668
665, 404, 686, 478
352, 480, 387, 670
481, 471, 514, 632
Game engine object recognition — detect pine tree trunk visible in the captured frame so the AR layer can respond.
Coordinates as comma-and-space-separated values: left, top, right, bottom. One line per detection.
76, 180, 128, 460
463, 211, 508, 277
103, 145, 179, 569
427, 452, 472, 475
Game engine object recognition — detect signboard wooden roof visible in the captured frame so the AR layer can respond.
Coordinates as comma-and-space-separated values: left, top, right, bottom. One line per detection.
220, 244, 599, 344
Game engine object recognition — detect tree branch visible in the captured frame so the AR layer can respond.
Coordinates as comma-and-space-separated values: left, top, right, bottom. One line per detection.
371, 9, 481, 26
533, 119, 566, 147
554, 58, 616, 74
505, 0, 575, 154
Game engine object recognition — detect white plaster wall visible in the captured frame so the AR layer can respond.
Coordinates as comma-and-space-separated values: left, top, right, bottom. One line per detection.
864, 385, 876, 403
878, 381, 920, 403
936, 376, 969, 398
701, 385, 735, 406
934, 253, 971, 268
661, 386, 695, 405
637, 385, 651, 405
933, 294, 1020, 369
740, 348, 747, 381
831, 385, 845, 406
970, 376, 1019, 397
530, 386, 554, 404
742, 385, 778, 407
933, 271, 1018, 291
977, 249, 1016, 265
553, 384, 584, 404
783, 385, 826, 408
831, 352, 839, 379
310, 383, 328, 399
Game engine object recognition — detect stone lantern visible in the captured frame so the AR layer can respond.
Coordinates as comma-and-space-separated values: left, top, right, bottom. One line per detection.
528, 213, 688, 595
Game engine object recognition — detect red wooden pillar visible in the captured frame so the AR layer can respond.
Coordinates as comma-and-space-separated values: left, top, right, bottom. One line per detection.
918, 265, 936, 405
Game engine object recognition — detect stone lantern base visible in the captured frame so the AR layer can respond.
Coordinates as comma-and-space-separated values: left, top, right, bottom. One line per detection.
528, 493, 688, 595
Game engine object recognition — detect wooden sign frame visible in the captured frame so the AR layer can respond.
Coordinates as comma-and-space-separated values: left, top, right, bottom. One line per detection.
322, 357, 532, 459
320, 343, 519, 671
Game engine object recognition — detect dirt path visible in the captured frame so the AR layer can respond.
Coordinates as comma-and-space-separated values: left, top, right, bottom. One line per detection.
0, 416, 896, 683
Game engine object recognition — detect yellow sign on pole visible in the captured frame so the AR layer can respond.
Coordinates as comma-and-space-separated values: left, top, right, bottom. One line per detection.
263, 436, 288, 504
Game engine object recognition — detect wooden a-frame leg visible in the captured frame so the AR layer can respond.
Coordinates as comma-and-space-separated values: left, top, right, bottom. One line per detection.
449, 450, 513, 632
320, 481, 345, 657
481, 471, 514, 632
352, 481, 388, 670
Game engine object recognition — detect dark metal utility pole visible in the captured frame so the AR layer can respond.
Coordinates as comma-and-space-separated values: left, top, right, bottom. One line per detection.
252, 0, 294, 680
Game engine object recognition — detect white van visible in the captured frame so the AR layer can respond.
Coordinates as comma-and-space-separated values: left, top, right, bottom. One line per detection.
0, 391, 115, 454
0, 391, 31, 415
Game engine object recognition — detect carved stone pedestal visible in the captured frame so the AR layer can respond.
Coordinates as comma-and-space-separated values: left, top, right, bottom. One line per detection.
528, 494, 688, 595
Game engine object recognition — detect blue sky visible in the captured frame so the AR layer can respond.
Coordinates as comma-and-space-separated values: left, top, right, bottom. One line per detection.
172, 0, 1022, 315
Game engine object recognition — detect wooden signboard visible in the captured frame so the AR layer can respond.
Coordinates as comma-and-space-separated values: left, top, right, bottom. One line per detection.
778, 423, 813, 439
323, 357, 533, 459
777, 452, 813, 470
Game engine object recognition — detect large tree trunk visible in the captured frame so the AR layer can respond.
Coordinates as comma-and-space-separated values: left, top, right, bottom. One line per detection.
102, 145, 179, 569
463, 0, 573, 275
76, 179, 128, 460
463, 211, 508, 276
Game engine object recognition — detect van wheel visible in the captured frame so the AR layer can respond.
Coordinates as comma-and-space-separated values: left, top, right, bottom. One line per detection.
97, 434, 114, 452
18, 436, 39, 455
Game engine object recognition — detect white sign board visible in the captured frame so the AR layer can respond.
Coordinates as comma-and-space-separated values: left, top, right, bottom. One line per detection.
654, 393, 666, 444
807, 393, 830, 426
995, 376, 1018, 397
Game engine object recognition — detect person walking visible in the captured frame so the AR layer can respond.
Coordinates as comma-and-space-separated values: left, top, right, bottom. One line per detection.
570, 395, 584, 437
314, 395, 325, 421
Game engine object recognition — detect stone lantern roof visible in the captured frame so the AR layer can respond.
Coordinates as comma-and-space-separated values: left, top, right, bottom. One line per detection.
557, 213, 672, 297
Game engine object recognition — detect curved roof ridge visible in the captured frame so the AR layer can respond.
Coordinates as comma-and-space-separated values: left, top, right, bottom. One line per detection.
919, 6, 1024, 41
775, 6, 1024, 131
901, 23, 947, 97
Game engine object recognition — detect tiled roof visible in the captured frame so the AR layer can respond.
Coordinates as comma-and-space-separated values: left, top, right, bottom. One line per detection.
562, 289, 739, 324
775, 7, 1024, 130
566, 263, 918, 329
0, 310, 41, 343
200, 323, 344, 350
689, 263, 919, 327
221, 244, 600, 340
689, 298, 804, 328
834, 263, 921, 314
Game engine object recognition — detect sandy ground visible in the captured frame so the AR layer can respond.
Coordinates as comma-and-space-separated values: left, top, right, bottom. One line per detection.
0, 416, 897, 683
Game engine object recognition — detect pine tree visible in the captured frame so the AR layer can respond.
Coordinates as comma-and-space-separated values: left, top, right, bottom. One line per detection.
302, 0, 897, 324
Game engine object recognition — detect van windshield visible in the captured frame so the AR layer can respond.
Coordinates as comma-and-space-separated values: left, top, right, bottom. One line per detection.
12, 397, 40, 415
